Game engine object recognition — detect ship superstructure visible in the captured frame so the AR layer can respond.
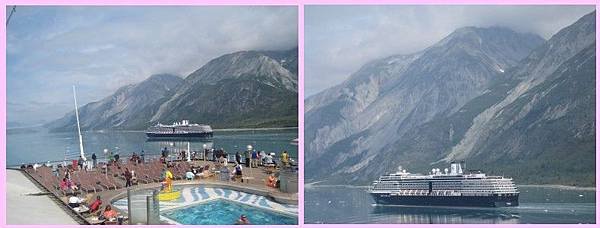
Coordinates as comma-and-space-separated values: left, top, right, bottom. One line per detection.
368, 162, 519, 207
145, 120, 213, 138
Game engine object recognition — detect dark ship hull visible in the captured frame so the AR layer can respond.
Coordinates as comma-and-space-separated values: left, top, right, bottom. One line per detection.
370, 193, 519, 207
145, 132, 213, 138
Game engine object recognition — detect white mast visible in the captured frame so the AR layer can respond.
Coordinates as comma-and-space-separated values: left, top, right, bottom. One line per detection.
73, 85, 86, 161
187, 142, 191, 162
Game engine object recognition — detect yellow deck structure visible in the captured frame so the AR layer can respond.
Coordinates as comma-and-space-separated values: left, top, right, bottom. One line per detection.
158, 190, 181, 201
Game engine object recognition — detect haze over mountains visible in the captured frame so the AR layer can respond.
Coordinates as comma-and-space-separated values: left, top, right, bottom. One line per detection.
47, 47, 298, 131
305, 12, 595, 186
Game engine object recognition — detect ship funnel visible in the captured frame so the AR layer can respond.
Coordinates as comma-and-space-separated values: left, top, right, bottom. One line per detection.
450, 162, 457, 174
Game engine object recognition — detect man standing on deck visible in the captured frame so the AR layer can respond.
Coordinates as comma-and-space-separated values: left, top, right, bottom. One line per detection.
245, 149, 251, 168
251, 150, 258, 168
92, 153, 97, 169
78, 156, 84, 171
235, 151, 241, 164
281, 151, 289, 167
141, 150, 145, 163
161, 147, 168, 158
124, 168, 133, 188
204, 149, 209, 161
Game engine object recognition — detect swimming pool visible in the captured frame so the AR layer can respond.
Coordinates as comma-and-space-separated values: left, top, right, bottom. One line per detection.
162, 199, 297, 225
113, 186, 298, 225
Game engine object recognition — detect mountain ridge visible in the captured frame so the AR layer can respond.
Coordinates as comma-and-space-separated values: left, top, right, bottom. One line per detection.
305, 25, 545, 176
305, 12, 595, 186
47, 47, 298, 131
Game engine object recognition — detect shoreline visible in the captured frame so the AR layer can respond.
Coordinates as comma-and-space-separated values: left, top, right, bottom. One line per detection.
304, 182, 369, 189
214, 126, 298, 132
518, 184, 596, 191
11, 126, 298, 133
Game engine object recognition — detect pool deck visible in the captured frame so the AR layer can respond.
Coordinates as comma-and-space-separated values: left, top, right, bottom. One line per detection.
112, 185, 298, 224
6, 169, 79, 225
106, 178, 298, 205
19, 159, 297, 225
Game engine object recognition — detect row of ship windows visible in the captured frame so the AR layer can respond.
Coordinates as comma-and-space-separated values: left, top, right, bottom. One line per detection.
375, 189, 518, 193
375, 183, 516, 187
149, 131, 208, 133
375, 183, 515, 187
376, 183, 514, 187
378, 180, 514, 184
380, 177, 507, 180
374, 185, 516, 190
374, 187, 517, 191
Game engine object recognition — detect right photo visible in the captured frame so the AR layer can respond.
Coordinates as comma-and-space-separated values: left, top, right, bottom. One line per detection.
304, 5, 596, 224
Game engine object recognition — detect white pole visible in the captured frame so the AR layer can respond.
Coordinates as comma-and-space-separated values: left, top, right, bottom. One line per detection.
73, 85, 86, 161
187, 142, 191, 162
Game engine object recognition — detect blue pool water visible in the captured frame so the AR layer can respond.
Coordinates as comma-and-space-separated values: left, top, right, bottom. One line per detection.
162, 199, 297, 225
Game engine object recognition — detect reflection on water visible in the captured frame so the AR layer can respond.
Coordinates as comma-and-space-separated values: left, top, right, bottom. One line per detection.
371, 206, 519, 224
305, 185, 595, 224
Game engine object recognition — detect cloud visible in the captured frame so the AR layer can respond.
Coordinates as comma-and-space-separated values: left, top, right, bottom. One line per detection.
7, 6, 297, 123
305, 5, 595, 97
79, 44, 115, 54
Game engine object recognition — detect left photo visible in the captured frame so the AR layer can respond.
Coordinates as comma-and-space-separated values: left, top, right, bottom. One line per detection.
6, 6, 298, 225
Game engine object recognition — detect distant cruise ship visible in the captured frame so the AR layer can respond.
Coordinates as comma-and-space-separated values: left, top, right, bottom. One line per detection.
368, 162, 519, 207
145, 120, 213, 138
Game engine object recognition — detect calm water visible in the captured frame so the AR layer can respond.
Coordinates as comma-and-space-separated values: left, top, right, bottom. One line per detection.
163, 199, 297, 225
7, 127, 298, 166
305, 185, 596, 224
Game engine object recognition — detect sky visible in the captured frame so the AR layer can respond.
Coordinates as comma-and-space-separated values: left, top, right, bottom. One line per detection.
305, 5, 595, 97
6, 6, 298, 126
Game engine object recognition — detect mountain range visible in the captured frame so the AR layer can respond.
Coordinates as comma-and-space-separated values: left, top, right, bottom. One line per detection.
47, 47, 298, 131
305, 11, 595, 186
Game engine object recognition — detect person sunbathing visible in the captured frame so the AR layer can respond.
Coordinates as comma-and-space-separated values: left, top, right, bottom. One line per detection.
186, 170, 195, 180
89, 195, 102, 213
70, 182, 79, 191
100, 205, 119, 221
68, 195, 83, 208
63, 178, 79, 191
267, 174, 277, 188
60, 178, 69, 190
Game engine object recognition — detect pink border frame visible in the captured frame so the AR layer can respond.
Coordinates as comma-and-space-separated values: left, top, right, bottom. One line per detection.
1, 1, 598, 228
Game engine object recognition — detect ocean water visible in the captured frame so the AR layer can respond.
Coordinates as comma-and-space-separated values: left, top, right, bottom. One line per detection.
305, 185, 596, 224
6, 127, 298, 166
